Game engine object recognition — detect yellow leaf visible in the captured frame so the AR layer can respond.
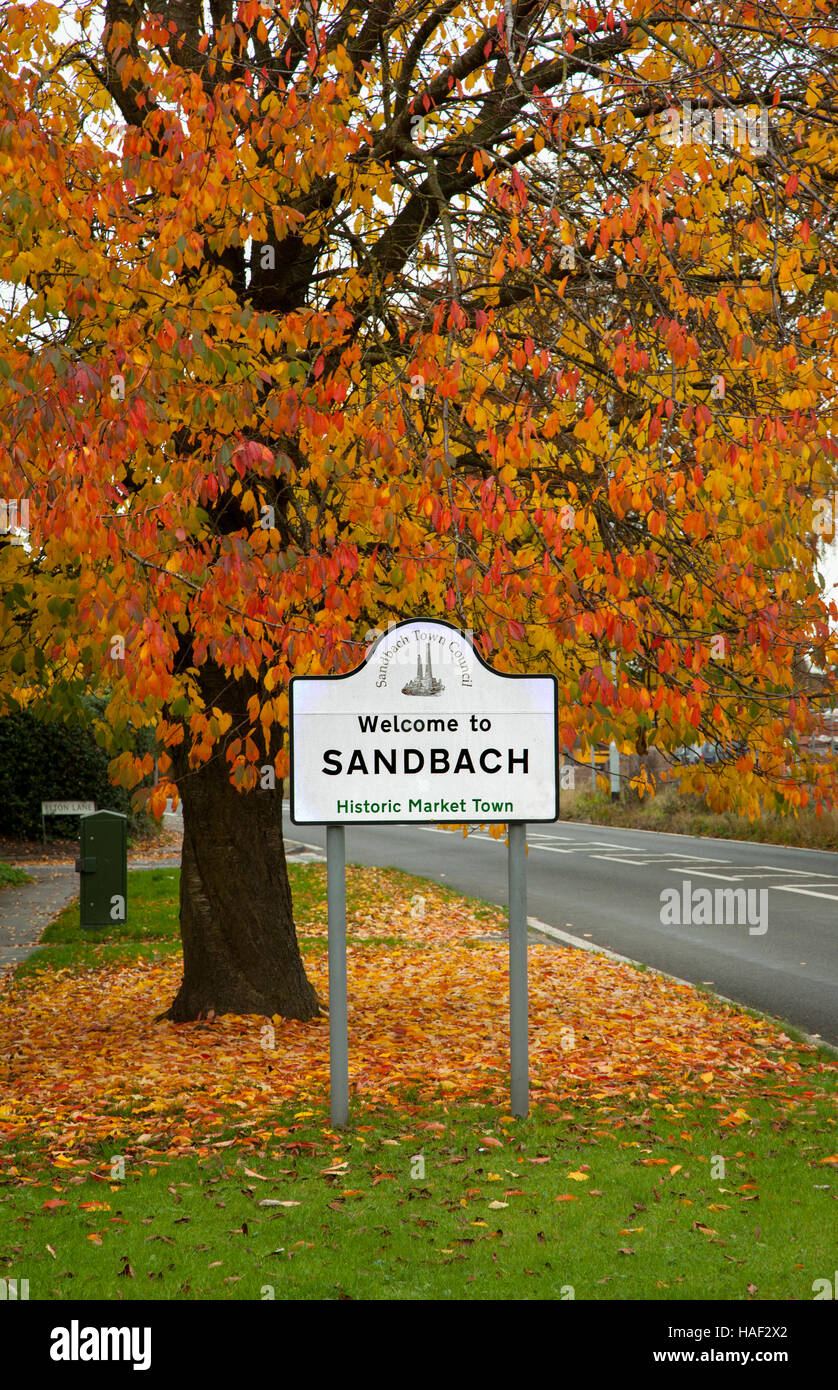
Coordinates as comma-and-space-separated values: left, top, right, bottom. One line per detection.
721, 1108, 751, 1126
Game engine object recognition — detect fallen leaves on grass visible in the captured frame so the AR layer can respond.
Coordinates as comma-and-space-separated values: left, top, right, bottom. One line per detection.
0, 868, 832, 1170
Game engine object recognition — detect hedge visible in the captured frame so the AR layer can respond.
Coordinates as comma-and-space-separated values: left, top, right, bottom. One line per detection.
0, 709, 151, 840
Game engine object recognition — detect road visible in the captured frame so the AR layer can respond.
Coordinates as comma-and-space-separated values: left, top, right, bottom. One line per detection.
283, 812, 838, 1046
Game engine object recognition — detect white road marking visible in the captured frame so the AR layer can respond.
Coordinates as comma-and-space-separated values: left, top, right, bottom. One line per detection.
665, 868, 744, 882
526, 834, 579, 843
530, 839, 597, 850
699, 871, 797, 879
752, 865, 838, 877
772, 885, 838, 902
592, 854, 688, 866
412, 832, 838, 902
656, 852, 732, 861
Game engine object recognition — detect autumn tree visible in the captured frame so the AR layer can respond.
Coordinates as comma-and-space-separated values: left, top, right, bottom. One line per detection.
0, 0, 836, 1021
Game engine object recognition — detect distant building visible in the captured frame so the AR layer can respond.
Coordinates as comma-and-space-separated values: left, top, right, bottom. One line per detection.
402, 644, 444, 696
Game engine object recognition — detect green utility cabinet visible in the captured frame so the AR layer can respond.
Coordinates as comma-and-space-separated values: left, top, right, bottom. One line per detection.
75, 810, 128, 928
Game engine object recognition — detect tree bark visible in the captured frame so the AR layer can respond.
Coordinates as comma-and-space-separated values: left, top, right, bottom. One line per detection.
161, 669, 321, 1023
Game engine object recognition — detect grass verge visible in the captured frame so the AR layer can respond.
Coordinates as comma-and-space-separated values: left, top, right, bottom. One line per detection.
561, 788, 838, 851
2, 1099, 837, 1300
0, 861, 33, 889
1, 864, 836, 1300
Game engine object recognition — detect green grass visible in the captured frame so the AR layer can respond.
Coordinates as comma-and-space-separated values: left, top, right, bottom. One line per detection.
2, 1099, 837, 1300
0, 861, 32, 889
12, 868, 183, 980
11, 862, 503, 981
4, 855, 837, 1300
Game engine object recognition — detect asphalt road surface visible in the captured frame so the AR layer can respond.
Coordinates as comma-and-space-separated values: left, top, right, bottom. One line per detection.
283, 812, 838, 1047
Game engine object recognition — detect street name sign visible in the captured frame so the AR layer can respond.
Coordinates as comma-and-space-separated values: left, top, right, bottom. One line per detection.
40, 800, 97, 846
41, 801, 96, 816
290, 618, 558, 824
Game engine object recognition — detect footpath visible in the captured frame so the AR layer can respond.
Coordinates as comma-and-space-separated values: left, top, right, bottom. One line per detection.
0, 816, 183, 975
0, 811, 325, 976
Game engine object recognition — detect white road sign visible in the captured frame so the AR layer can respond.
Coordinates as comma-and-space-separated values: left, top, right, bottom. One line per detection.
290, 618, 558, 824
41, 801, 96, 816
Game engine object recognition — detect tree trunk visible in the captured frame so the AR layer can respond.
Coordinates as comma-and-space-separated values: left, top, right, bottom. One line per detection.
162, 702, 321, 1023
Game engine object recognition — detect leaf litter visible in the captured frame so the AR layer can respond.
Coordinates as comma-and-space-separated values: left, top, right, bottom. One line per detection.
0, 868, 833, 1171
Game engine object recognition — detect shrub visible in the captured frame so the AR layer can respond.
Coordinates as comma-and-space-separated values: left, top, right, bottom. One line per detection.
0, 707, 154, 840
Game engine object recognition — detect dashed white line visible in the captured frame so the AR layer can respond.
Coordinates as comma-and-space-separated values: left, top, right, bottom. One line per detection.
772, 885, 838, 902
664, 868, 744, 882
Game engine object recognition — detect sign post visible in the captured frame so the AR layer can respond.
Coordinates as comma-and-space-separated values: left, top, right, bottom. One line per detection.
290, 618, 557, 1125
326, 823, 349, 1127
41, 800, 96, 845
507, 821, 529, 1117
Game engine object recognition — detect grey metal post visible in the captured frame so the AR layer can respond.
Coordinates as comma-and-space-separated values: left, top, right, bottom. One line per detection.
609, 740, 620, 799
507, 821, 529, 1118
326, 824, 349, 1127
610, 648, 621, 799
